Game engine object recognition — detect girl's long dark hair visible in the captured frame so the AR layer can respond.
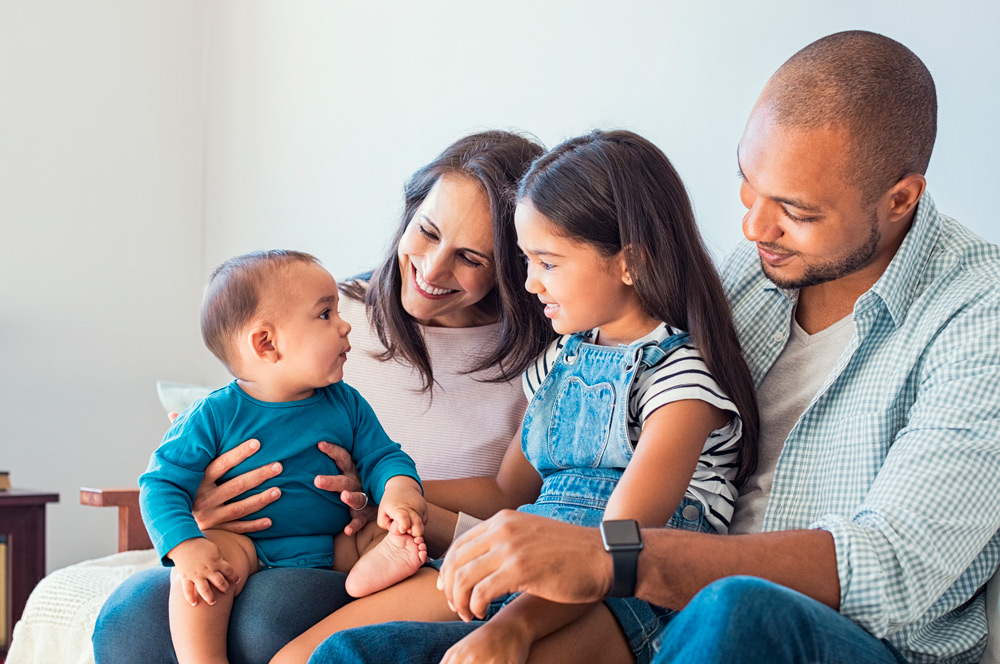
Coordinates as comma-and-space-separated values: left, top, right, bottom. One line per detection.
343, 130, 554, 392
519, 130, 759, 486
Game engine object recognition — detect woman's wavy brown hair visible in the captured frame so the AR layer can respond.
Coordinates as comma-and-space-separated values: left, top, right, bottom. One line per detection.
342, 130, 555, 392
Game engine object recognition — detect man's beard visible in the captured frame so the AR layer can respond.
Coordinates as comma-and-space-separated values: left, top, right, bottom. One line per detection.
761, 212, 881, 290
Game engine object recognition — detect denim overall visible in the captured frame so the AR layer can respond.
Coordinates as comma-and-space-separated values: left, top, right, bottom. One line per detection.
489, 330, 716, 664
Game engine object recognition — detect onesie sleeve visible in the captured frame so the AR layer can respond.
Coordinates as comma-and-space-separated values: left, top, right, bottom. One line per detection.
340, 384, 422, 504
138, 400, 222, 565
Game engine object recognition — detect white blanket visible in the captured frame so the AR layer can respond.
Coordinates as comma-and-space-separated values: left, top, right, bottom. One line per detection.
7, 549, 159, 664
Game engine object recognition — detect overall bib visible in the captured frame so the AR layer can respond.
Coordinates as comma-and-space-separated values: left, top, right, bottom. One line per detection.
491, 330, 716, 663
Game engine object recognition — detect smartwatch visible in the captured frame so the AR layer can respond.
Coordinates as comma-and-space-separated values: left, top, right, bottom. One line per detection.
600, 519, 643, 597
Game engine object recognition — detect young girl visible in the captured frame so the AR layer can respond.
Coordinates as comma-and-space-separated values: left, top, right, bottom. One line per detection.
271, 130, 759, 664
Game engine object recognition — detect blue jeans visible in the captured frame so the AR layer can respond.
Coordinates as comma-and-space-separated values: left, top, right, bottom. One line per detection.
93, 565, 354, 664
309, 577, 910, 664
649, 576, 909, 664
309, 620, 483, 663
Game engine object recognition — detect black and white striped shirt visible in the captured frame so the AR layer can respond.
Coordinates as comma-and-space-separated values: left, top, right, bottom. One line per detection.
522, 324, 742, 533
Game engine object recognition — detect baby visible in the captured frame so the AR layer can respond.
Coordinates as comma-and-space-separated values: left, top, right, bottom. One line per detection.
139, 250, 427, 663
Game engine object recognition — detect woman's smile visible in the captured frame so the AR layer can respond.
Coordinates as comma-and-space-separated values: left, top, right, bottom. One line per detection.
412, 263, 458, 298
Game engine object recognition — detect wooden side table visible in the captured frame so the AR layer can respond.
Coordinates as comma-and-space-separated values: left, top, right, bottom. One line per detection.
0, 489, 59, 655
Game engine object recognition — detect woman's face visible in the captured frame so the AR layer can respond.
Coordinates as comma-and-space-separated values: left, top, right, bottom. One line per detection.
396, 173, 498, 327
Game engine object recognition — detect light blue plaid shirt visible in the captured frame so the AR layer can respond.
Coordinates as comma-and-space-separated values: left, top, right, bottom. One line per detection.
722, 194, 1000, 663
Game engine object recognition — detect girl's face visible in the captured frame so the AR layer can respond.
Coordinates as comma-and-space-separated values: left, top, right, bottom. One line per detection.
396, 174, 498, 328
515, 200, 655, 347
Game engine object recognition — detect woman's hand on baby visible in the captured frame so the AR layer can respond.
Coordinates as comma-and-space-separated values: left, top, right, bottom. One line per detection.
315, 441, 374, 535
191, 438, 282, 534
167, 537, 240, 607
440, 622, 531, 664
378, 476, 428, 537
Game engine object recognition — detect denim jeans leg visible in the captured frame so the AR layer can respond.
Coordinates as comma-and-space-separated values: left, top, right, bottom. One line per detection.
651, 576, 909, 664
93, 567, 177, 664
93, 566, 354, 664
308, 620, 485, 664
228, 567, 354, 663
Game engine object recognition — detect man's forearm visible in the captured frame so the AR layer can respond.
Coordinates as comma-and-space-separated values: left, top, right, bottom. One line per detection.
635, 528, 840, 610
440, 511, 841, 622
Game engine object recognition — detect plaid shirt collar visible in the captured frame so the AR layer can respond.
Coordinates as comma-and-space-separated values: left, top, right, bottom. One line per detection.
762, 193, 942, 329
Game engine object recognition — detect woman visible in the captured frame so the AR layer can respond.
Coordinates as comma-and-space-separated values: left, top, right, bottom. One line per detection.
92, 130, 553, 664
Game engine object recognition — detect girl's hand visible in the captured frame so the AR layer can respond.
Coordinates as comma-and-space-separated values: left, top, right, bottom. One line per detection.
315, 441, 377, 535
440, 623, 530, 664
168, 538, 239, 607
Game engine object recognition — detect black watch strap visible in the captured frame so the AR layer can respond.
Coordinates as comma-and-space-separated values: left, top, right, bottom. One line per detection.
601, 520, 643, 597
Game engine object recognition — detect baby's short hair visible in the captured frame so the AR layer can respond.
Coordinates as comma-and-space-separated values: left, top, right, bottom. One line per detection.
201, 250, 320, 374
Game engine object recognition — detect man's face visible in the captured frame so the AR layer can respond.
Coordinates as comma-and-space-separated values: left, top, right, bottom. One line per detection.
737, 106, 890, 290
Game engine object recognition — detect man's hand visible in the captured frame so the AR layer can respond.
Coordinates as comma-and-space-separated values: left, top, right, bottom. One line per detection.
437, 510, 612, 621
315, 441, 376, 535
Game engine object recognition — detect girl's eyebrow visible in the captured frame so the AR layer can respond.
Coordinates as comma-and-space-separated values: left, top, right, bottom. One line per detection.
419, 214, 493, 262
520, 247, 564, 258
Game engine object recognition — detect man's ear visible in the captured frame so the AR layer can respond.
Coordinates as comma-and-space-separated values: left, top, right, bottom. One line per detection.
885, 173, 927, 223
247, 326, 279, 364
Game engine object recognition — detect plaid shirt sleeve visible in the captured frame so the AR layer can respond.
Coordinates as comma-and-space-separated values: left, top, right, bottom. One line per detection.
813, 290, 1000, 637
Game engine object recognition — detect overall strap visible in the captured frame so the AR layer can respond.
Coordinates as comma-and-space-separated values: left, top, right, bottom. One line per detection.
629, 331, 692, 370
559, 331, 589, 363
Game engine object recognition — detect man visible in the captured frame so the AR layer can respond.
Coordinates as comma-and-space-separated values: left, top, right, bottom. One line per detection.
315, 31, 1000, 663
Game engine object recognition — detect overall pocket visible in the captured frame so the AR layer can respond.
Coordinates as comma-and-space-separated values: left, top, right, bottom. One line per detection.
545, 376, 616, 469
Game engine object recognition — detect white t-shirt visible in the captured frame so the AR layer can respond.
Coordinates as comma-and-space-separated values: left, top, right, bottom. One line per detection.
522, 324, 743, 533
729, 312, 855, 535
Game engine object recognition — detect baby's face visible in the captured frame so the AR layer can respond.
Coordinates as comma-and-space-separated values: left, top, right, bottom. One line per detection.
269, 262, 352, 391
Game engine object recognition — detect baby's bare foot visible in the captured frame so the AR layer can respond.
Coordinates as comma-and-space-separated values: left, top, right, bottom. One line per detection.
345, 531, 428, 598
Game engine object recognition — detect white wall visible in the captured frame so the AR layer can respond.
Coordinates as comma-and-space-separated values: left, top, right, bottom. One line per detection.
2, 1, 998, 573
1, 1, 212, 570
202, 1, 1000, 272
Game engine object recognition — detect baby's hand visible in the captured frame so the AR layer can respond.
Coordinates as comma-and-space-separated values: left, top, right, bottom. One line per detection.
440, 622, 530, 664
167, 537, 240, 606
378, 476, 427, 537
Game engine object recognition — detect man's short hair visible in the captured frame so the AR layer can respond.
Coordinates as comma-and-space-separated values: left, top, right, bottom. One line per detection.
201, 250, 319, 374
765, 30, 937, 201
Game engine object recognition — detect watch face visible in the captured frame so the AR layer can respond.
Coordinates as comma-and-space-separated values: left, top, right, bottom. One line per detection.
602, 519, 642, 547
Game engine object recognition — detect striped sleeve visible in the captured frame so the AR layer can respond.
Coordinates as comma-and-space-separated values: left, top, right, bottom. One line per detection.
632, 342, 740, 426
522, 334, 571, 399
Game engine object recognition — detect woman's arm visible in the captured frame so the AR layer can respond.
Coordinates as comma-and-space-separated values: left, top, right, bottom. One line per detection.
414, 424, 541, 558
424, 423, 542, 520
